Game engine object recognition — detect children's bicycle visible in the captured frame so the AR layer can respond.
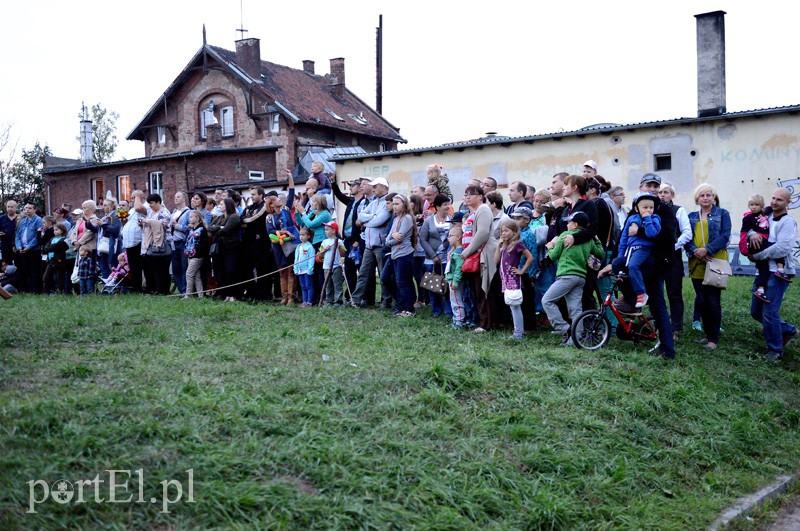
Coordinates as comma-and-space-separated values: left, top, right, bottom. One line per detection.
570, 272, 660, 351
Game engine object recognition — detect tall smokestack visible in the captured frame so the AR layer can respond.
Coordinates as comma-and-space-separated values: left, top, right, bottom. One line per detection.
80, 103, 93, 163
695, 10, 727, 117
376, 15, 383, 115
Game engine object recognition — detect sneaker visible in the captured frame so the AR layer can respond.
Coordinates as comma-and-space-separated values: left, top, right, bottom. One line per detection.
774, 270, 793, 283
613, 298, 639, 314
397, 311, 414, 317
472, 327, 487, 333
559, 335, 574, 348
783, 329, 798, 347
635, 293, 649, 308
413, 301, 425, 309
451, 322, 464, 330
765, 350, 784, 361
753, 290, 771, 303
511, 333, 524, 340
692, 320, 702, 331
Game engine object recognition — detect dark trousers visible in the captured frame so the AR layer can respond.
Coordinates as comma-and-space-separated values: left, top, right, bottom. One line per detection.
691, 278, 722, 343
392, 253, 415, 313
43, 261, 67, 294
125, 244, 143, 293
18, 250, 42, 293
142, 254, 171, 295
240, 240, 271, 301
343, 239, 359, 301
464, 271, 492, 330
664, 250, 686, 332
216, 243, 241, 298
171, 241, 187, 295
413, 255, 425, 303
620, 257, 675, 357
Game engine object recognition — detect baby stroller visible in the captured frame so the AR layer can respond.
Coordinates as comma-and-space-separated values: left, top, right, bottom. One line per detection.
100, 261, 130, 295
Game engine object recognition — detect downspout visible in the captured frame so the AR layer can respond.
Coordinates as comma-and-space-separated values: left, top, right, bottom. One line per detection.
184, 155, 191, 193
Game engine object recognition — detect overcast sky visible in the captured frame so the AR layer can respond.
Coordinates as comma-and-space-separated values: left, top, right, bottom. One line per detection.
1, 0, 798, 162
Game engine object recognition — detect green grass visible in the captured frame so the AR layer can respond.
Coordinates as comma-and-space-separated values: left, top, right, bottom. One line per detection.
0, 277, 799, 528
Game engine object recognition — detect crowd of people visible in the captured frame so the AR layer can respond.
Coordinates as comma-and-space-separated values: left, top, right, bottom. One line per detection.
0, 160, 796, 360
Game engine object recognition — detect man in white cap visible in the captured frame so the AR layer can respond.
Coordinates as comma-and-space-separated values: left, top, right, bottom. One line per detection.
351, 177, 392, 308
582, 160, 598, 180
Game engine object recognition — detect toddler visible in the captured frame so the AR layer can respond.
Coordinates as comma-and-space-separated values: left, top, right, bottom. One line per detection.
444, 225, 466, 328
77, 245, 97, 296
612, 192, 662, 308
293, 227, 316, 307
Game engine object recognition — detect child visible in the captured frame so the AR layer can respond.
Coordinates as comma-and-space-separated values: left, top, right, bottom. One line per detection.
76, 245, 97, 296
444, 225, 466, 329
103, 251, 130, 288
740, 194, 785, 303
542, 211, 604, 346
293, 227, 316, 307
494, 219, 534, 339
37, 215, 55, 261
184, 211, 209, 299
319, 221, 347, 306
511, 207, 541, 331
612, 192, 662, 308
42, 222, 69, 294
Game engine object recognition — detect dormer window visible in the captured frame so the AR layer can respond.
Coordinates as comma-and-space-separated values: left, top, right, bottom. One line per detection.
325, 109, 345, 121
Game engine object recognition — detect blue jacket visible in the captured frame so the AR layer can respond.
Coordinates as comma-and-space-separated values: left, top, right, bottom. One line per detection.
15, 215, 42, 251
685, 205, 731, 257
618, 213, 661, 258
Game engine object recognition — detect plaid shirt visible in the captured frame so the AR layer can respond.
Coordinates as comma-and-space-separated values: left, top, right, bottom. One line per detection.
77, 255, 97, 280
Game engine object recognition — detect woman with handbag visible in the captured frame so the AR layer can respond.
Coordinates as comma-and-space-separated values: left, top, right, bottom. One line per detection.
137, 193, 173, 295
460, 184, 496, 332
684, 183, 731, 350
419, 194, 452, 317
207, 198, 242, 302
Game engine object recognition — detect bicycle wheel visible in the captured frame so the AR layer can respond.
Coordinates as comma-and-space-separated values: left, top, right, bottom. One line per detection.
571, 310, 611, 350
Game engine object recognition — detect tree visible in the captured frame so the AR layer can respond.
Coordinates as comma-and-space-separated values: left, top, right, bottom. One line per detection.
0, 122, 18, 207
6, 142, 51, 211
77, 103, 119, 163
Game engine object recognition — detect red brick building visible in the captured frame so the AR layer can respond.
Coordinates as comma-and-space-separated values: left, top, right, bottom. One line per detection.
44, 36, 404, 209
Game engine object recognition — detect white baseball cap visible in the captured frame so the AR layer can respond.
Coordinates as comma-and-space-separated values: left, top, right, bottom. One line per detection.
369, 177, 389, 187
583, 160, 598, 171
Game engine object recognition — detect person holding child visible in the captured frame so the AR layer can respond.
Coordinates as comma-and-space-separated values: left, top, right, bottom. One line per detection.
685, 183, 731, 350
612, 192, 662, 308
495, 219, 534, 339
740, 193, 789, 303
542, 211, 604, 347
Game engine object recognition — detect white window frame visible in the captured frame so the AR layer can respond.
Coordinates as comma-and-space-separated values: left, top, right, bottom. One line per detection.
157, 126, 166, 145
92, 178, 105, 203
200, 110, 208, 139
221, 106, 234, 137
270, 113, 280, 133
249, 171, 264, 181
149, 171, 164, 197
117, 175, 131, 202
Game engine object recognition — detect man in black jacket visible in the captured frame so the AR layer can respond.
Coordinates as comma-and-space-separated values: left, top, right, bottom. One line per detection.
331, 176, 368, 302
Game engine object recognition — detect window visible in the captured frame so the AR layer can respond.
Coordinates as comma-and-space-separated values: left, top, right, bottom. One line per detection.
249, 171, 264, 181
270, 114, 280, 133
654, 153, 672, 171
157, 126, 166, 145
324, 109, 345, 121
200, 110, 209, 139
347, 112, 368, 125
117, 175, 130, 202
92, 179, 105, 203
149, 171, 164, 197
221, 106, 234, 136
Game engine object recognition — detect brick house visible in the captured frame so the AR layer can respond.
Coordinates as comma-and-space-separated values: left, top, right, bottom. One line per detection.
44, 36, 404, 210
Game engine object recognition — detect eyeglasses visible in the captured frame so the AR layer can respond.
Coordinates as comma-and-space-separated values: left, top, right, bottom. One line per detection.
613, 193, 625, 197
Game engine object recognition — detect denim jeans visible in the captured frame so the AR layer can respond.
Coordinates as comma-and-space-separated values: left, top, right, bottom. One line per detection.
98, 252, 113, 280
542, 275, 585, 336
392, 253, 415, 313
751, 274, 796, 354
298, 273, 314, 304
171, 241, 187, 295
79, 278, 93, 295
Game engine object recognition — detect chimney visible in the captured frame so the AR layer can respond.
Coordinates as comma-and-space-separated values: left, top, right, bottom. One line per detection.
302, 60, 315, 74
695, 11, 727, 117
235, 38, 262, 80
79, 103, 93, 163
330, 57, 345, 98
206, 123, 222, 148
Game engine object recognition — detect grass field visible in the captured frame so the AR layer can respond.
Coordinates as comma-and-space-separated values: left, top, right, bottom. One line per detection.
1, 277, 799, 528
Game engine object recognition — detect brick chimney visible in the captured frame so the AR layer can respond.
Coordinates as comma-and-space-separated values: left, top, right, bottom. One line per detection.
302, 60, 315, 74
695, 11, 727, 117
235, 38, 262, 81
330, 57, 345, 98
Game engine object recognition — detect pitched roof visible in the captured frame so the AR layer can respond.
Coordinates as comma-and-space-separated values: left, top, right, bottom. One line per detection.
128, 44, 404, 144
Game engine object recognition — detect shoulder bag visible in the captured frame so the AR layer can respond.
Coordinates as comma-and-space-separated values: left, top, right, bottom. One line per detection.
421, 263, 447, 295
699, 218, 731, 289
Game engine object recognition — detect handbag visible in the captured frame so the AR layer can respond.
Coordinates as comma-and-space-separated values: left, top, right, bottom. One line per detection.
70, 259, 80, 284
421, 264, 447, 295
500, 250, 523, 306
462, 245, 483, 273
97, 236, 111, 255
587, 254, 602, 271
699, 221, 731, 289
209, 242, 220, 256
703, 257, 731, 289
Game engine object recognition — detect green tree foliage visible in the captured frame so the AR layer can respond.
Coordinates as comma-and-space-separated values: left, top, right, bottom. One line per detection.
77, 103, 119, 163
5, 142, 51, 211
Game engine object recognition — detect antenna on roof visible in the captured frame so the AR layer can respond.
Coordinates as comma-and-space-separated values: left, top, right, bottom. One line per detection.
236, 0, 248, 40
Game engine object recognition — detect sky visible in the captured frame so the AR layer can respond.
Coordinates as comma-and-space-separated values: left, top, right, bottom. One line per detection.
1, 0, 799, 162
